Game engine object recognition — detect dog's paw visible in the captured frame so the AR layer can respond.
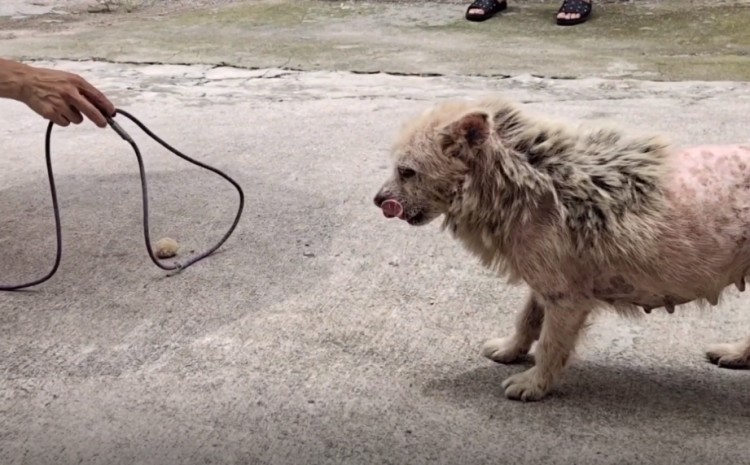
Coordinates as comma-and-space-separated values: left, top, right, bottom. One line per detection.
482, 337, 528, 364
501, 367, 550, 402
706, 342, 750, 369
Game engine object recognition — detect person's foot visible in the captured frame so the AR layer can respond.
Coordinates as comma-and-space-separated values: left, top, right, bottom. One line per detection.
466, 0, 507, 22
556, 0, 592, 25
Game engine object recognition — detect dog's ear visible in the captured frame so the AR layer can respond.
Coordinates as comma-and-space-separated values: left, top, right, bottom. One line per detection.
438, 111, 492, 157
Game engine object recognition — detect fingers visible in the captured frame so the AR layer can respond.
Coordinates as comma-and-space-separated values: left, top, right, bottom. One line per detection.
81, 85, 116, 117
46, 110, 70, 127
26, 68, 116, 128
76, 76, 116, 118
54, 117, 70, 127
61, 74, 115, 127
60, 103, 84, 126
44, 98, 96, 128
69, 90, 108, 128
34, 102, 68, 127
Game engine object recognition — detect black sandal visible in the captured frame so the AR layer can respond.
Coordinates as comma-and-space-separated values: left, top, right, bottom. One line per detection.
465, 0, 507, 22
556, 0, 592, 26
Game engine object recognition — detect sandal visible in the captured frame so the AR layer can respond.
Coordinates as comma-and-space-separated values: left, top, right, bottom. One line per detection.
465, 0, 507, 22
556, 0, 592, 26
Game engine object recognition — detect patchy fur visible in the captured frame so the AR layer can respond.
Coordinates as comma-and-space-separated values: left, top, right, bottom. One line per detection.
374, 95, 750, 401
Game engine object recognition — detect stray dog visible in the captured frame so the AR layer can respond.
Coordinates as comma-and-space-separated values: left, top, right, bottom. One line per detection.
373, 96, 750, 401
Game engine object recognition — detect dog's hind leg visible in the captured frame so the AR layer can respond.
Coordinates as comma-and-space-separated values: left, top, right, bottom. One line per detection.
501, 298, 592, 401
706, 336, 750, 369
482, 290, 544, 364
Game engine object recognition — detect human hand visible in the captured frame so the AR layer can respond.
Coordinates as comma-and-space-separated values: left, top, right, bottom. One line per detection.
17, 64, 116, 128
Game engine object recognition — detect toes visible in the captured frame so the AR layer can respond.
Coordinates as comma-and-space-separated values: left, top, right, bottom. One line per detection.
706, 343, 729, 364
710, 355, 750, 369
482, 337, 527, 364
706, 343, 750, 369
501, 368, 549, 402
468, 8, 485, 15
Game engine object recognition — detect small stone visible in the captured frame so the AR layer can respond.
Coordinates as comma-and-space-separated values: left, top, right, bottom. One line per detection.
154, 237, 180, 259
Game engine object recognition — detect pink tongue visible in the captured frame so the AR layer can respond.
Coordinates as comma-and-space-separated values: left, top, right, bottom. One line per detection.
381, 199, 404, 219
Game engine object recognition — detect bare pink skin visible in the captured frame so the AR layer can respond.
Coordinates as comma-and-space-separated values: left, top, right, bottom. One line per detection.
593, 144, 750, 309
487, 143, 750, 401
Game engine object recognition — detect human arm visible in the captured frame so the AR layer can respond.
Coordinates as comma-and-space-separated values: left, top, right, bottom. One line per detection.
0, 58, 115, 128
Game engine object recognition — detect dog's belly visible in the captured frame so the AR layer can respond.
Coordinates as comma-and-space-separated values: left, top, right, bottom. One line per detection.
596, 144, 750, 309
592, 278, 706, 309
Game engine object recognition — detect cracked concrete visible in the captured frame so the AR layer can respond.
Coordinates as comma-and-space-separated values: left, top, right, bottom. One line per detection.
2, 0, 750, 81
1, 1, 750, 465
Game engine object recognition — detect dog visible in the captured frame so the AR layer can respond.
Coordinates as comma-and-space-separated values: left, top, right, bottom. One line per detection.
373, 96, 750, 401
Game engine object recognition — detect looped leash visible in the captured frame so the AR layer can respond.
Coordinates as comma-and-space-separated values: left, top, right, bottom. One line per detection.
1, 109, 245, 291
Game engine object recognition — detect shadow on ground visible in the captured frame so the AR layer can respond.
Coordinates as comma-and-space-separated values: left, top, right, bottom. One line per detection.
0, 168, 338, 379
424, 361, 749, 420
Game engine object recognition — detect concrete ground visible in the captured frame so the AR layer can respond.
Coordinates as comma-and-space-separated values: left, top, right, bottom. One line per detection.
1, 1, 749, 465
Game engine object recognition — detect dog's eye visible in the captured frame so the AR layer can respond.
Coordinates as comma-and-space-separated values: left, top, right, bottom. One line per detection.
398, 167, 416, 179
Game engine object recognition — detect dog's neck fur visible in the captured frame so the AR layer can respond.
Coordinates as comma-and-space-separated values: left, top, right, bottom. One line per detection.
442, 100, 674, 279
442, 138, 557, 281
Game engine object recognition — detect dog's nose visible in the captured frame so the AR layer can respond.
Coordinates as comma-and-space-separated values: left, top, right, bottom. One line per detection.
373, 192, 387, 207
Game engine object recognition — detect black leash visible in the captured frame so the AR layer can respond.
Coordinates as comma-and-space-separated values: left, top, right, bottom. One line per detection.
1, 109, 245, 291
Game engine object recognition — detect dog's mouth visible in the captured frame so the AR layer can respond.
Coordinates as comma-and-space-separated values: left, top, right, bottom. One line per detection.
378, 198, 431, 226
406, 211, 428, 225
381, 199, 404, 219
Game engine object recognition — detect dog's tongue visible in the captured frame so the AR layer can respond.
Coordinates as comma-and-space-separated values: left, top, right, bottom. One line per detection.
381, 199, 404, 219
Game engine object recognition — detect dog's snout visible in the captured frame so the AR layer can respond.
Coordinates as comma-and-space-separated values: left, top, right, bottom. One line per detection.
374, 192, 388, 207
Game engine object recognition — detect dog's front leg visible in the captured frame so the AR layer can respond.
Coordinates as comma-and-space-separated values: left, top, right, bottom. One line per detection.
482, 290, 545, 364
501, 297, 592, 401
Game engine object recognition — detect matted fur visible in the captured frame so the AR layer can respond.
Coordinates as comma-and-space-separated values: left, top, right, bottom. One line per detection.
374, 95, 750, 401
441, 97, 672, 279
